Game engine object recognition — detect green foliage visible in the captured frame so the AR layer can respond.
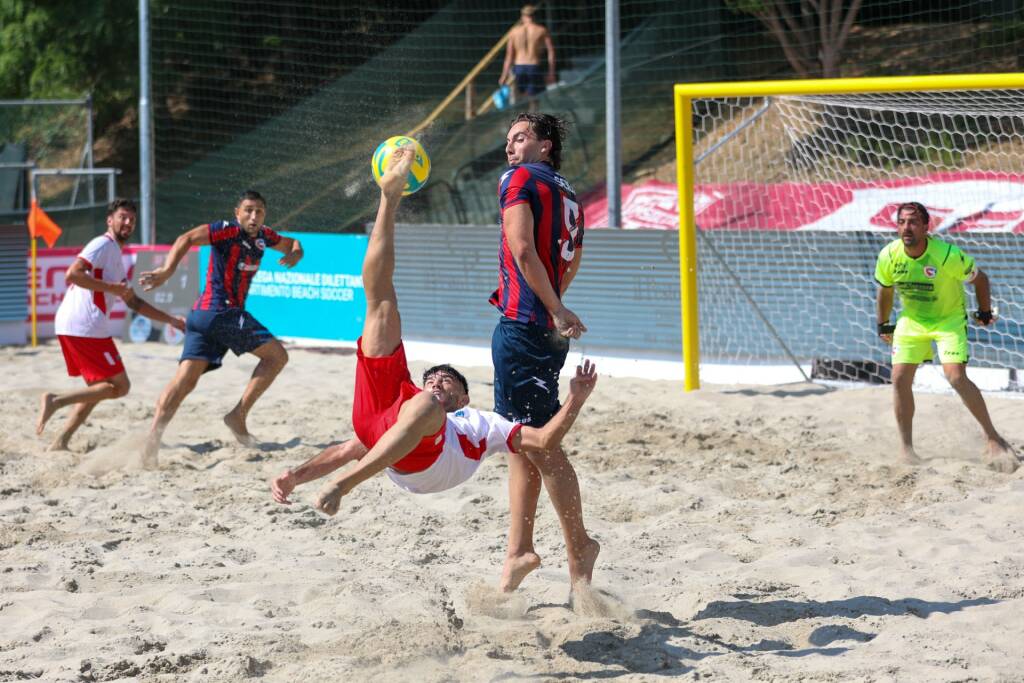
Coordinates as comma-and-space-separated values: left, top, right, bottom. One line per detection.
0, 0, 138, 130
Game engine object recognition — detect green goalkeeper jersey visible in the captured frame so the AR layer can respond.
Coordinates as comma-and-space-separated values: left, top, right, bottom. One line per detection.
874, 237, 976, 324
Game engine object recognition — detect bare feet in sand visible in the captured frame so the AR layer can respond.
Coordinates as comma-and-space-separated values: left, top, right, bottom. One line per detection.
569, 538, 601, 586
984, 438, 1019, 474
500, 552, 542, 593
48, 434, 71, 452
223, 410, 257, 447
899, 446, 923, 466
37, 393, 57, 435
314, 482, 344, 516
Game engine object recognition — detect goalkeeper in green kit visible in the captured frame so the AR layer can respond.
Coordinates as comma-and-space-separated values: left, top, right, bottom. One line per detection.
875, 202, 1018, 472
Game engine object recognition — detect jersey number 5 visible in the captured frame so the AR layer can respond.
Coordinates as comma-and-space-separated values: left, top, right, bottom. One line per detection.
560, 197, 581, 262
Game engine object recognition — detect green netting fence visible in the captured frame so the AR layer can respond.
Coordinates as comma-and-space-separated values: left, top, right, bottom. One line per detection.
151, 0, 1024, 239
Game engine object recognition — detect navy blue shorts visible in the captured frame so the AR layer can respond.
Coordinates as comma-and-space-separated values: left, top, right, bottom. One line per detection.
181, 308, 275, 370
513, 64, 546, 96
492, 317, 569, 427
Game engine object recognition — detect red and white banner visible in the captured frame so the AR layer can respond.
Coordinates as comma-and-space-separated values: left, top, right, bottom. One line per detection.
26, 245, 171, 339
584, 172, 1024, 233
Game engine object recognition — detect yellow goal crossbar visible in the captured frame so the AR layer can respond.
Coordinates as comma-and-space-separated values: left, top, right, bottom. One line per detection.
672, 72, 1024, 391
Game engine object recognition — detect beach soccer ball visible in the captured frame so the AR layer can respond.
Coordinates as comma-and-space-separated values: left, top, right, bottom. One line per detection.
371, 135, 430, 196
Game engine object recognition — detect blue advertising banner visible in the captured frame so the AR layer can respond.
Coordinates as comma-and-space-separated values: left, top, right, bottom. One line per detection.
199, 232, 367, 342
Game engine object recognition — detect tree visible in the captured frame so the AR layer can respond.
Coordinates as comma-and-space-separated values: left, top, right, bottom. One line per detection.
726, 0, 864, 78
0, 0, 138, 130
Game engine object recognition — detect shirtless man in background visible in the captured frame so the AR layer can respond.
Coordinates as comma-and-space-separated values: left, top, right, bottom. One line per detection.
500, 5, 556, 109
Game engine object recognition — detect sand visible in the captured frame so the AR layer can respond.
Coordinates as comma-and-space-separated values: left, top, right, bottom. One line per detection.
2, 340, 1024, 682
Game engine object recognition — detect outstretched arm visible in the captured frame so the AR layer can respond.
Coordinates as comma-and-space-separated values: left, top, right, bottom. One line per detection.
270, 235, 304, 268
271, 438, 368, 504
122, 288, 185, 331
515, 360, 597, 453
138, 225, 210, 291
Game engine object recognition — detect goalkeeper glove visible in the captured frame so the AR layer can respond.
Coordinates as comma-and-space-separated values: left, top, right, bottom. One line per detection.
972, 309, 994, 325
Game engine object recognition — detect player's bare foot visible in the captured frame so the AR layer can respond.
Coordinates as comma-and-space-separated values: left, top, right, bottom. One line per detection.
37, 393, 58, 435
223, 410, 257, 447
499, 552, 542, 592
569, 538, 601, 586
898, 446, 923, 465
984, 438, 1019, 473
48, 434, 71, 451
314, 482, 344, 516
380, 147, 415, 199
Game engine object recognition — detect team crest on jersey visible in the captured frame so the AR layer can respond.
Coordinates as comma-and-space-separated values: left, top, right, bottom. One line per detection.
923, 265, 937, 278
255, 238, 266, 250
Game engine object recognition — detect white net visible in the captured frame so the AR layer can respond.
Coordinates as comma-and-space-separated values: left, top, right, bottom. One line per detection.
690, 89, 1024, 386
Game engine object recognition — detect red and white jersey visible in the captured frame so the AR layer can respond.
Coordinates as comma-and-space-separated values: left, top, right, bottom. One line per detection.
387, 407, 523, 494
54, 234, 127, 338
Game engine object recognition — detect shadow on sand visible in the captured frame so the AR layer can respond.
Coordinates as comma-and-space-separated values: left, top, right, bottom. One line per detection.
722, 382, 836, 399
495, 595, 998, 679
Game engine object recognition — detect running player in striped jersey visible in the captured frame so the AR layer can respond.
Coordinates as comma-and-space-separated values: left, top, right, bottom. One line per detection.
138, 190, 303, 465
270, 148, 600, 590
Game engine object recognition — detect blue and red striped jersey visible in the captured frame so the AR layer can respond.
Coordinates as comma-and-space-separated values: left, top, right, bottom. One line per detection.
193, 220, 282, 311
489, 162, 584, 328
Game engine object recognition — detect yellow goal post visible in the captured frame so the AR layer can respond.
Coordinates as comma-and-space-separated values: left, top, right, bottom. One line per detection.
673, 73, 1024, 391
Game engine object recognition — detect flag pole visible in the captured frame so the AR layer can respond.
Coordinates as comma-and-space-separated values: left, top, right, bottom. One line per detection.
30, 236, 37, 347
29, 179, 38, 347
27, 184, 63, 348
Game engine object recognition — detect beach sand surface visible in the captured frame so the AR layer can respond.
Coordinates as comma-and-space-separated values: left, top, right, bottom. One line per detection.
2, 341, 1023, 681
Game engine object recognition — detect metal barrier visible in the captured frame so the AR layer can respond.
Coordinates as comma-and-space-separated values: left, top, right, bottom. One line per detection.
393, 225, 1024, 371
393, 224, 682, 358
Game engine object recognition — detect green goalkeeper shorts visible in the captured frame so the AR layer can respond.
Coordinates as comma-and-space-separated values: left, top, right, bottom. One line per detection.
891, 314, 969, 365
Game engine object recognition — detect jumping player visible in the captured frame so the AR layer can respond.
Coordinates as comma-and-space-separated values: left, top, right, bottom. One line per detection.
876, 201, 1018, 472
36, 199, 185, 451
490, 112, 593, 591
272, 148, 601, 589
138, 190, 303, 464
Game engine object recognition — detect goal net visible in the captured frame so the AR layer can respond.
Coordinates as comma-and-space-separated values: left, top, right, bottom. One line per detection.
677, 76, 1024, 389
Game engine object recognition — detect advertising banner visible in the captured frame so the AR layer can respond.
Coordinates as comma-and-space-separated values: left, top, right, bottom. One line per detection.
123, 249, 200, 344
584, 172, 1024, 232
26, 246, 142, 339
198, 232, 367, 343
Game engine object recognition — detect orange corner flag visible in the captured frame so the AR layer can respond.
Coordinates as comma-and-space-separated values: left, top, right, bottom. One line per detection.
28, 199, 63, 248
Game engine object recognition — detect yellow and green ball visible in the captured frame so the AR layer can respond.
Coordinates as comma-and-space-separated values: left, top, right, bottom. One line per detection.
371, 135, 431, 196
